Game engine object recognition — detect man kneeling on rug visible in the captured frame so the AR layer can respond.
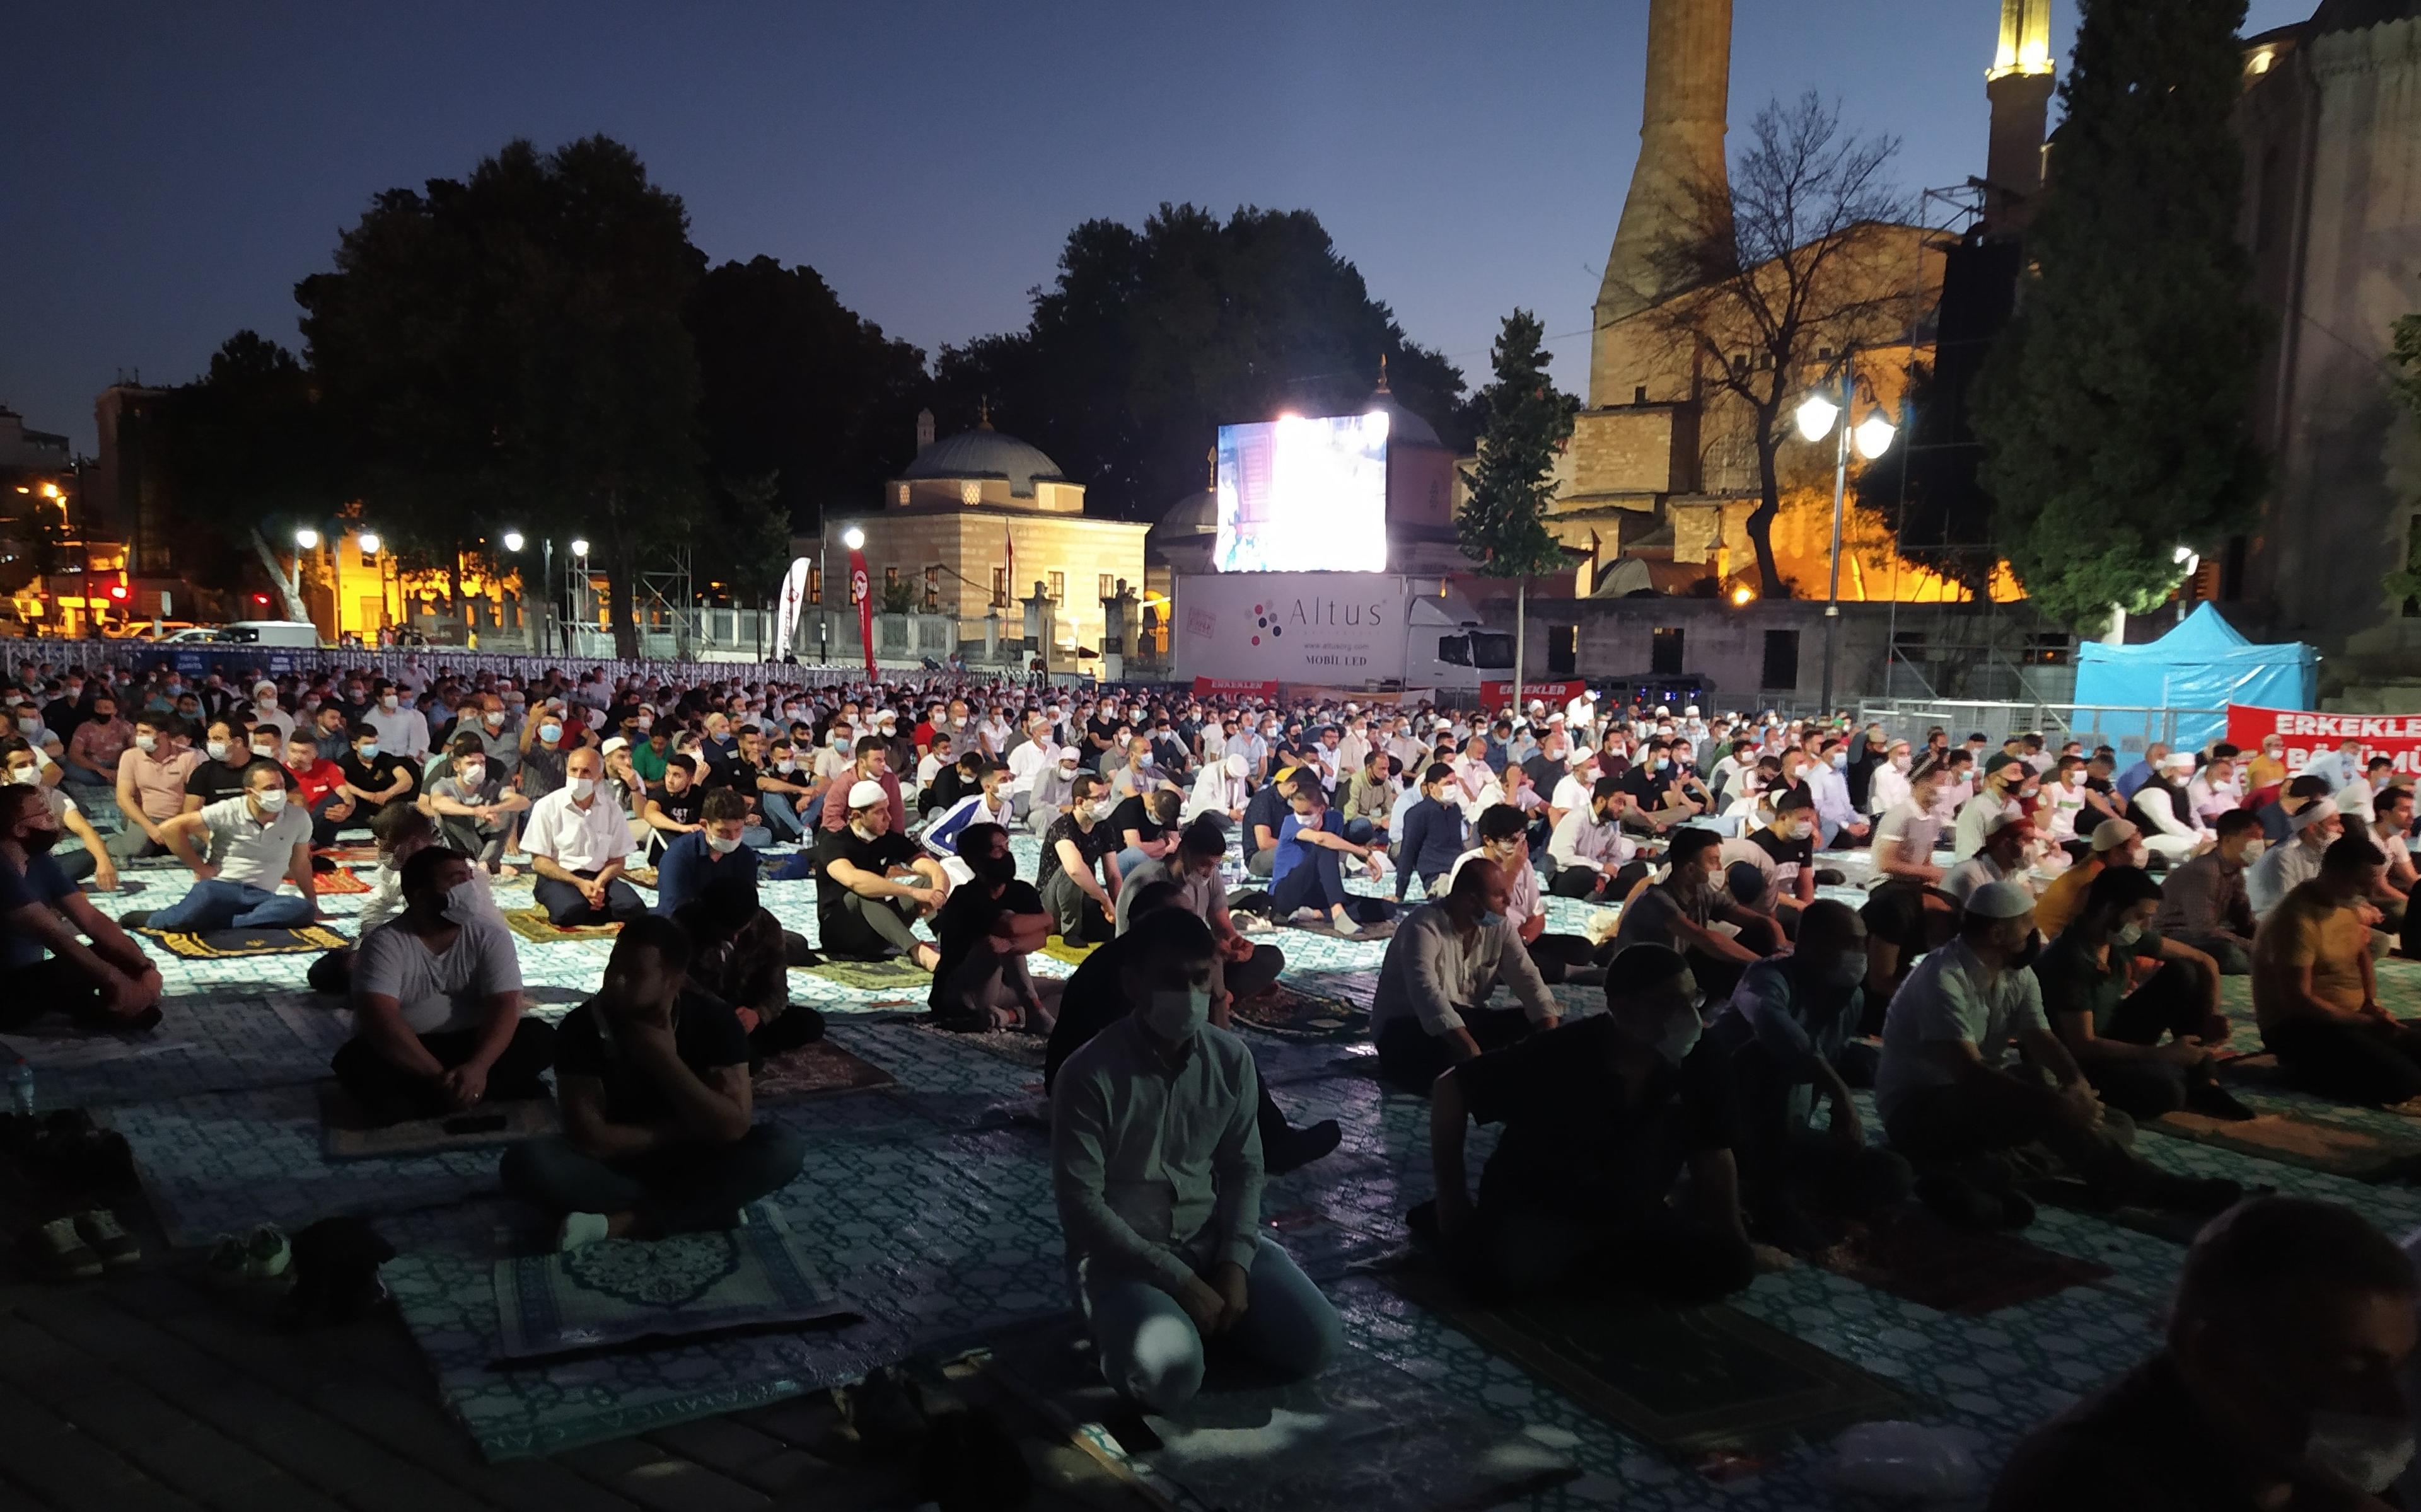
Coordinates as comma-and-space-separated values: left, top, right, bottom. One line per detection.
1050, 908, 1343, 1416
0, 783, 163, 1031
334, 846, 555, 1123
502, 916, 806, 1250
1368, 858, 1560, 1093
1420, 944, 1787, 1304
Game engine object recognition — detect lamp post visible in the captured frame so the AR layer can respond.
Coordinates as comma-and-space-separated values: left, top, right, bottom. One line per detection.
567, 539, 590, 654
1794, 356, 1898, 716
289, 527, 318, 625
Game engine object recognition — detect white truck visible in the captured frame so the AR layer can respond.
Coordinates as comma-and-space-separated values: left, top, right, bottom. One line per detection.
1170, 572, 1509, 692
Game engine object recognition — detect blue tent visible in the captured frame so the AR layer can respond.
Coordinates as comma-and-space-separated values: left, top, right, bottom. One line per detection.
2072, 603, 2318, 747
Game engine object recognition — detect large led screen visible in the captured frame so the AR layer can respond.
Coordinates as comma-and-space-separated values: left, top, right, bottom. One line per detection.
1214, 412, 1389, 573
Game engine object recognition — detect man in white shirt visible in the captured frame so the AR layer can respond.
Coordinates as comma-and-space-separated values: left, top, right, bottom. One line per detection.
1370, 858, 1560, 1091
1025, 746, 1084, 838
1545, 775, 1639, 900
524, 747, 646, 926
248, 681, 297, 749
364, 683, 431, 763
2300, 737, 2367, 794
2334, 756, 2396, 826
1942, 812, 2038, 906
141, 761, 318, 932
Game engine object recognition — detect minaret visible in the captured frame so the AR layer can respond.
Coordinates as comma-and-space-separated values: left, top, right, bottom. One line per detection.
1982, 0, 2055, 237
1591, 0, 1733, 407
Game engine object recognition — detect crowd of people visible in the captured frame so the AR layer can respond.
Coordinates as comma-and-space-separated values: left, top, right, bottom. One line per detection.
5, 650, 2420, 1501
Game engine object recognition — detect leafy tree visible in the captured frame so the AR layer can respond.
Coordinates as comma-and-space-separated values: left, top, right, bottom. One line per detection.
934, 204, 1467, 518
1971, 0, 2267, 637
155, 332, 334, 619
1644, 93, 1921, 599
301, 136, 705, 657
1457, 311, 1578, 704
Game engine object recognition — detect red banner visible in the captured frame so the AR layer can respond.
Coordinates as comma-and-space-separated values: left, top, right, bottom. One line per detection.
848, 547, 876, 681
1193, 677, 1279, 699
2226, 704, 2421, 778
1481, 679, 1586, 708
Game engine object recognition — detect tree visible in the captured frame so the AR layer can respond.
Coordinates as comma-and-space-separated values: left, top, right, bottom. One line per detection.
301, 136, 705, 657
1457, 311, 1578, 707
155, 332, 334, 620
1645, 93, 1922, 599
1971, 0, 2267, 637
934, 204, 1468, 518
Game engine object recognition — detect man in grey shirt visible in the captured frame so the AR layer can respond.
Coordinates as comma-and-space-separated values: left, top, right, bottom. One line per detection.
139, 761, 318, 932
426, 736, 532, 875
1050, 908, 1342, 1416
1115, 817, 1284, 998
2248, 797, 2339, 920
1370, 858, 1560, 1092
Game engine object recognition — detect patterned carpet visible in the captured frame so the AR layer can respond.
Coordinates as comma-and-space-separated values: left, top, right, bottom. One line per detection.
35, 826, 2421, 1501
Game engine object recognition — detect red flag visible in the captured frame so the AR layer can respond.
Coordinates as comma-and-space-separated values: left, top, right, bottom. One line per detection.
849, 545, 876, 681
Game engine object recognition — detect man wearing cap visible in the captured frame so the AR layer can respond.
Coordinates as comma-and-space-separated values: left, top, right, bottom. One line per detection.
1876, 879, 2240, 1228
815, 778, 946, 968
1024, 746, 1084, 839
2033, 819, 2149, 940
1423, 942, 1784, 1301
2127, 751, 2212, 866
1241, 766, 1301, 880
2248, 792, 2342, 921
1942, 812, 2038, 907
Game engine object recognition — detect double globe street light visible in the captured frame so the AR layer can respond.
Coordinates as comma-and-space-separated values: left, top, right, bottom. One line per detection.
1794, 362, 1900, 713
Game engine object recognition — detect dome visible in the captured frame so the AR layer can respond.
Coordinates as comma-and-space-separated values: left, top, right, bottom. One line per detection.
1364, 355, 1441, 448
900, 425, 1066, 499
1156, 488, 1217, 537
2312, 0, 2421, 33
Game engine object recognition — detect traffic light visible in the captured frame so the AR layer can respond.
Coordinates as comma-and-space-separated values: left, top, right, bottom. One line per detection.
107, 583, 129, 603
252, 593, 270, 606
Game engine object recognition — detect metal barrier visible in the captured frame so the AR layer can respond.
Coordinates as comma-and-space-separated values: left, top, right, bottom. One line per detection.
1855, 698, 2222, 757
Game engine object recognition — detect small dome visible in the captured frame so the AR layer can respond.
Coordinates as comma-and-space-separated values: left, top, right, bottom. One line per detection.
1156, 488, 1217, 537
1364, 356, 1441, 448
901, 425, 1066, 499
2313, 0, 2421, 33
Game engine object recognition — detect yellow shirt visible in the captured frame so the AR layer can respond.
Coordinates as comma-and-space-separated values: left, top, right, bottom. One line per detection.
2247, 754, 2286, 790
2250, 880, 2369, 1029
2033, 857, 2101, 940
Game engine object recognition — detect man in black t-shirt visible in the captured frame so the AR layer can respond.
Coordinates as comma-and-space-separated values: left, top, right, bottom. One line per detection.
499, 916, 806, 1249
641, 758, 707, 863
1038, 773, 1122, 944
813, 778, 946, 966
1106, 788, 1179, 874
187, 716, 271, 809
337, 724, 419, 827
1422, 944, 1775, 1303
1739, 788, 1818, 925
927, 822, 1057, 1032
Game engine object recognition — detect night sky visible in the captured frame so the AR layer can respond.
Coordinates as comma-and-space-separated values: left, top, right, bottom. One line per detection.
3, 0, 2314, 454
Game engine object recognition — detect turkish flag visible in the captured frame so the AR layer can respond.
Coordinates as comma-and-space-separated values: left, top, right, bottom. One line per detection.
849, 546, 875, 681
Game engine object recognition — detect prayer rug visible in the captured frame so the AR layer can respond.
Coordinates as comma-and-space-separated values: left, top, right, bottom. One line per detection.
2218, 1053, 2421, 1121
984, 1318, 1577, 1512
318, 1081, 559, 1160
1814, 1210, 2114, 1315
903, 1017, 1051, 1070
2025, 1179, 2213, 1247
798, 955, 929, 990
137, 924, 351, 959
1281, 913, 1396, 942
750, 1039, 899, 1103
313, 866, 371, 895
1383, 1267, 1925, 1459
1231, 979, 1371, 1042
1040, 935, 1099, 967
491, 1206, 856, 1365
501, 908, 622, 945
312, 843, 382, 865
2144, 1106, 2421, 1180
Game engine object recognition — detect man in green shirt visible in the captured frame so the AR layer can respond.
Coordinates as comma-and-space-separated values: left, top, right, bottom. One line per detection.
630, 727, 670, 785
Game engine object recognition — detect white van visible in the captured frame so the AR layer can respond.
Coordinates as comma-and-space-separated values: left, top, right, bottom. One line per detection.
162, 620, 323, 649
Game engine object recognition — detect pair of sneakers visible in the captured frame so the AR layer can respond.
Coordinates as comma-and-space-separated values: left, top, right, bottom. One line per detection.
206, 1224, 292, 1288
32, 1209, 139, 1279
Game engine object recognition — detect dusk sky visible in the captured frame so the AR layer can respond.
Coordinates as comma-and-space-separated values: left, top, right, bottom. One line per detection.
4, 0, 2313, 454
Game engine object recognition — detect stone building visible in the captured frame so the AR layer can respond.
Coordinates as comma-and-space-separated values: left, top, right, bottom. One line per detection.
2226, 1, 2421, 679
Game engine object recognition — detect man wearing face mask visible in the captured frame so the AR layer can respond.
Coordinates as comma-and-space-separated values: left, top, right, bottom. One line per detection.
1422, 943, 1779, 1302
364, 681, 429, 764
2039, 865, 2246, 1121
1876, 880, 2239, 1229
652, 788, 764, 919
1992, 1195, 2417, 1512
523, 747, 648, 927
2250, 795, 2344, 922
0, 783, 162, 1030
1942, 811, 2040, 907
927, 822, 1057, 1033
1050, 906, 1344, 1416
248, 681, 295, 749
1610, 828, 1775, 1000
1370, 858, 1560, 1090
2155, 810, 2264, 974
136, 761, 319, 933
333, 846, 552, 1124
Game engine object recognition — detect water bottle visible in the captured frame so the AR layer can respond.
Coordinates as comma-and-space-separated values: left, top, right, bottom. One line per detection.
6, 1054, 32, 1118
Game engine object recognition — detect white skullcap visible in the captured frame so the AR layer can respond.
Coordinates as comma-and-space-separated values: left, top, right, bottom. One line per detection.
1685, 705, 1700, 717
2296, 799, 2339, 833
1225, 753, 1248, 777
1963, 880, 2036, 919
600, 736, 629, 756
2089, 819, 2140, 853
2163, 751, 2197, 771
846, 779, 888, 810
1058, 746, 1083, 765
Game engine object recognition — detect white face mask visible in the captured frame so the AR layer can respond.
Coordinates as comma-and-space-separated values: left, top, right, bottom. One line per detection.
254, 787, 289, 813
2304, 1411, 2416, 1495
135, 734, 157, 753
2113, 921, 2144, 946
707, 833, 741, 855
6, 766, 37, 787
1138, 984, 1212, 1042
569, 776, 598, 801
484, 712, 505, 728
380, 693, 398, 710
441, 879, 482, 925
460, 762, 487, 788
1088, 799, 1115, 821
1654, 1005, 1703, 1066
206, 740, 231, 761
2240, 838, 2267, 862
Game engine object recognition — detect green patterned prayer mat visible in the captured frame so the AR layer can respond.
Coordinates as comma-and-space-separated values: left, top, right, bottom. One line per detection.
2144, 1105, 2421, 1180
1814, 1209, 2115, 1315
318, 1082, 559, 1160
137, 924, 351, 959
750, 1039, 899, 1103
492, 1206, 856, 1365
799, 955, 931, 990
500, 908, 620, 945
1384, 1267, 1925, 1460
1231, 979, 1371, 1042
984, 1316, 1578, 1512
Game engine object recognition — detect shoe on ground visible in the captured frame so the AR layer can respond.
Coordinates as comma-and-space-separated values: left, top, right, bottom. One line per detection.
1289, 908, 1323, 925
2185, 1082, 2259, 1122
73, 1208, 139, 1269
1265, 1119, 1343, 1178
556, 1211, 612, 1252
117, 910, 153, 930
243, 1223, 291, 1279
206, 1233, 250, 1288
33, 1216, 103, 1281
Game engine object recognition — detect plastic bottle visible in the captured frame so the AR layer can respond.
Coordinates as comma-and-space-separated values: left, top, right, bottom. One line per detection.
6, 1053, 32, 1117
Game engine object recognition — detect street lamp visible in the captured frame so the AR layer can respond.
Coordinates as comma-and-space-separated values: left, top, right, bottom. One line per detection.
1796, 355, 1900, 713
357, 530, 382, 555
569, 538, 589, 558
501, 529, 525, 553
841, 527, 864, 550
293, 528, 319, 550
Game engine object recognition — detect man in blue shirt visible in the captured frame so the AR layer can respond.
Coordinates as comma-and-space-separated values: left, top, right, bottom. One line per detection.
1269, 780, 1379, 937
1393, 763, 1466, 903
1240, 766, 1299, 880
654, 788, 760, 918
0, 784, 163, 1031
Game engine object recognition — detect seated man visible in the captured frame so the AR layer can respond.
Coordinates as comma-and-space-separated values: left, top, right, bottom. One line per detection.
1876, 880, 2239, 1229
523, 747, 648, 926
813, 778, 945, 969
1609, 826, 1777, 1001
283, 730, 356, 849
2253, 834, 2421, 1105
1991, 1195, 2417, 1512
1118, 816, 1284, 1000
672, 877, 822, 1059
1426, 944, 1780, 1303
308, 804, 491, 995
2035, 819, 2149, 940
1709, 901, 1914, 1250
2037, 865, 2248, 1121
1340, 745, 1395, 846
4, 737, 117, 890
922, 759, 1017, 885
1108, 786, 1182, 877
141, 761, 319, 932
1392, 762, 1466, 903
1037, 773, 1122, 946
654, 788, 762, 918
927, 821, 1058, 1033
640, 753, 707, 863
1941, 811, 2038, 906
1267, 779, 1380, 938
334, 846, 555, 1124
335, 722, 418, 832
1451, 802, 1607, 984
501, 916, 808, 1249
1049, 907, 1343, 1416
1369, 858, 1559, 1092
106, 710, 199, 862
2152, 809, 2261, 974
1240, 765, 1298, 880
2250, 794, 2341, 921
0, 783, 162, 1030
1544, 775, 1641, 902
424, 736, 530, 876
